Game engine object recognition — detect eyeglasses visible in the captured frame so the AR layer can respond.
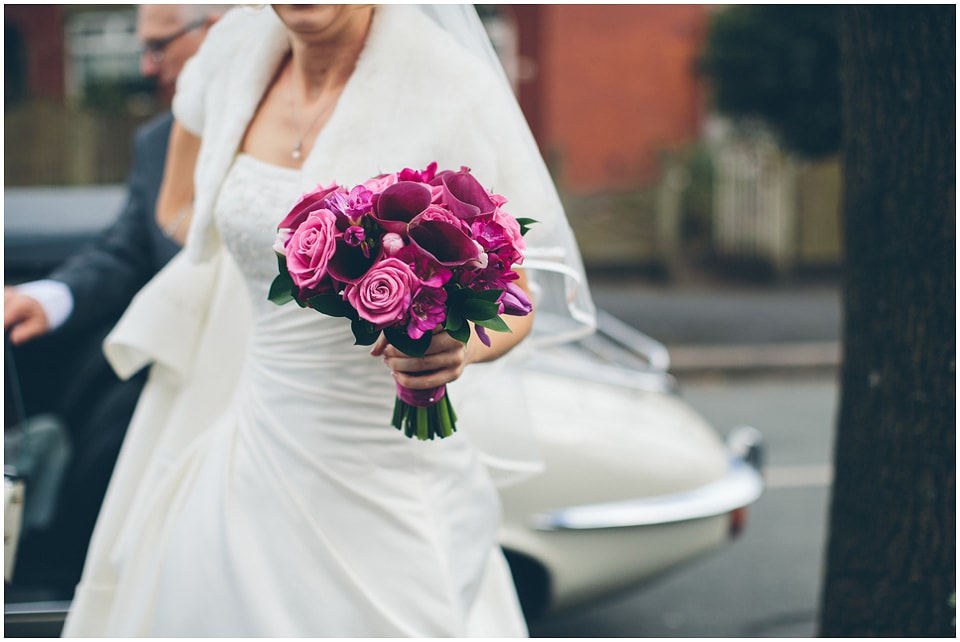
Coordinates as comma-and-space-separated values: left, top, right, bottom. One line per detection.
140, 18, 207, 63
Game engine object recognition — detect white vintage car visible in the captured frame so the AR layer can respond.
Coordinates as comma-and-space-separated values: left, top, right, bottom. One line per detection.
4, 186, 763, 633
496, 311, 763, 618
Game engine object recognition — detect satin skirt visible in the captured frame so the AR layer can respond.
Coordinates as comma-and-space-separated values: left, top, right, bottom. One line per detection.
62, 247, 528, 637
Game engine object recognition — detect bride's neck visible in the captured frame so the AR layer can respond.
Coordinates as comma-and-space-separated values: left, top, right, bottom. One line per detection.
287, 9, 373, 100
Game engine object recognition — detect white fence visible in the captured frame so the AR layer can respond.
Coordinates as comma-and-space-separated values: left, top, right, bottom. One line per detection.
712, 129, 800, 276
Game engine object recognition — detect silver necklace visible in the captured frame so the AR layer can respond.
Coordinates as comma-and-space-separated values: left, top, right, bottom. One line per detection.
291, 100, 332, 160
290, 82, 334, 160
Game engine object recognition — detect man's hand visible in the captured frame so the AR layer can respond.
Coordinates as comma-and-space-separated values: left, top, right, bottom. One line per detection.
4, 287, 50, 345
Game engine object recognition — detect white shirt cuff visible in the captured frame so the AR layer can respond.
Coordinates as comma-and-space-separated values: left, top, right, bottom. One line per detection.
15, 280, 75, 332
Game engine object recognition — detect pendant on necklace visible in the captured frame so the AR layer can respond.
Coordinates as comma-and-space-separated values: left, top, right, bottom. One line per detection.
292, 141, 302, 160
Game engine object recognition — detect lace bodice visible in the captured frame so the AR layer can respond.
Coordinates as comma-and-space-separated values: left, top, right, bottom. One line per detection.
214, 154, 302, 299
212, 153, 397, 426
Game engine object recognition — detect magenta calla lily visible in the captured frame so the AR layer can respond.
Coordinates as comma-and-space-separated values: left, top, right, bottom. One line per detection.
436, 169, 497, 220
408, 214, 481, 267
326, 238, 380, 284
372, 181, 432, 233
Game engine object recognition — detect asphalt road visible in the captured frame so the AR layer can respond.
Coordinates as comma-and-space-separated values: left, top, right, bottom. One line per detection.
529, 375, 839, 637
585, 272, 842, 347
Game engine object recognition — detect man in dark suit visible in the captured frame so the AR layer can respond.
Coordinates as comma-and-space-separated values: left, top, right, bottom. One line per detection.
3, 4, 225, 589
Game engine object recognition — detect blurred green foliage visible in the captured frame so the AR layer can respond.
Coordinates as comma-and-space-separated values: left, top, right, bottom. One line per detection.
699, 5, 841, 158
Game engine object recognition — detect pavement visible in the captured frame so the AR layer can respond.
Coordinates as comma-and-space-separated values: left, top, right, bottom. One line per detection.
584, 265, 843, 377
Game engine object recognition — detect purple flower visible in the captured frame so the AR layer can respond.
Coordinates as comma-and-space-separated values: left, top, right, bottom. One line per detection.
474, 325, 491, 347
345, 185, 374, 217
470, 216, 509, 252
398, 161, 438, 184
471, 215, 525, 266
344, 225, 366, 247
499, 281, 533, 316
458, 254, 513, 291
407, 286, 447, 340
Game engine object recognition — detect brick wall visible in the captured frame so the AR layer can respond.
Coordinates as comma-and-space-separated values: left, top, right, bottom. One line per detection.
5, 5, 65, 102
521, 5, 708, 195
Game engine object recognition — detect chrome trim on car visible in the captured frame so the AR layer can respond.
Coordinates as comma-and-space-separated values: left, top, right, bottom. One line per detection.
529, 426, 764, 531
3, 599, 71, 620
595, 309, 671, 372
524, 349, 678, 394
522, 310, 680, 394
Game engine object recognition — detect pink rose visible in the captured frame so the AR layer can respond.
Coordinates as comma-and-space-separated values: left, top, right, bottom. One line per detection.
362, 173, 399, 193
493, 207, 526, 253
286, 209, 338, 294
345, 257, 419, 327
279, 183, 341, 232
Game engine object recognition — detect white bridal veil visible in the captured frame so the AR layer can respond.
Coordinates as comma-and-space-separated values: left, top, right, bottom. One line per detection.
410, 5, 596, 484
415, 4, 596, 347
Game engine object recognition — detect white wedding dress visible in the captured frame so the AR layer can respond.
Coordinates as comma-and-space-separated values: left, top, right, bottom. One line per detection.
63, 154, 528, 637
64, 6, 597, 636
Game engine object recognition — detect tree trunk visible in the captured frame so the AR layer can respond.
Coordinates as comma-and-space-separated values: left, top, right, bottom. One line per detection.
819, 6, 955, 636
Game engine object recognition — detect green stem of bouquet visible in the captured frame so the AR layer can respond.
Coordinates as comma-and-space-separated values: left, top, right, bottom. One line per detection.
392, 395, 458, 441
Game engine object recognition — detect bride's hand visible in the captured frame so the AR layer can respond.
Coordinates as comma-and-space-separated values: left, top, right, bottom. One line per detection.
370, 329, 471, 390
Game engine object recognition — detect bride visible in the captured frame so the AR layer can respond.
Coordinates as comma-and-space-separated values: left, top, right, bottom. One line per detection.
62, 4, 594, 637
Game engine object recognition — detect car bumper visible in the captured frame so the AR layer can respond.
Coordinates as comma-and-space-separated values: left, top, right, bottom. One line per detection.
528, 425, 764, 531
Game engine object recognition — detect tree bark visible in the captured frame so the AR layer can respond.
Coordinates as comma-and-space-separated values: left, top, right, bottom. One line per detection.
819, 6, 955, 636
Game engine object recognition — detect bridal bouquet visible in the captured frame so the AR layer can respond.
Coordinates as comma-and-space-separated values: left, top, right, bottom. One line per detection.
269, 162, 534, 440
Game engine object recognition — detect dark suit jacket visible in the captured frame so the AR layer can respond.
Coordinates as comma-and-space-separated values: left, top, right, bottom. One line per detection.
50, 112, 180, 337
14, 112, 180, 440
9, 113, 183, 587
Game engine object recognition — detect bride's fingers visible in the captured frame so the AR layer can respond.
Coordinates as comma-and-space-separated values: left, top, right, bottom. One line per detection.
391, 363, 464, 390
369, 334, 390, 357
382, 346, 465, 375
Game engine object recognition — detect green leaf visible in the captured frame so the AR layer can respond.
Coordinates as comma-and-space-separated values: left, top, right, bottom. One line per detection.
474, 315, 511, 333
444, 312, 464, 333
516, 217, 538, 236
470, 289, 504, 303
306, 294, 354, 318
350, 319, 380, 346
383, 326, 432, 358
462, 298, 501, 321
446, 321, 471, 345
446, 287, 471, 307
268, 272, 296, 305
